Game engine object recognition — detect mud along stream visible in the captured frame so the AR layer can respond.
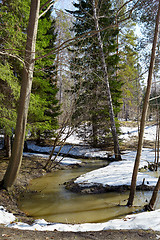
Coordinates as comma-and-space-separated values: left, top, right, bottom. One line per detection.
18, 153, 160, 224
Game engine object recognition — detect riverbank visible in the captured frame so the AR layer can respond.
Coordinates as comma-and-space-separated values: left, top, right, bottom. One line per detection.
0, 150, 48, 224
1, 150, 159, 239
0, 156, 160, 239
0, 123, 160, 238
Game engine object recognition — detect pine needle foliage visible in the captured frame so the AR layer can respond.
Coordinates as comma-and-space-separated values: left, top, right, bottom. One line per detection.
68, 0, 122, 147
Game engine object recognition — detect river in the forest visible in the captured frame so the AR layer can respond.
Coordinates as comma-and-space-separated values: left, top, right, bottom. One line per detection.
18, 157, 160, 224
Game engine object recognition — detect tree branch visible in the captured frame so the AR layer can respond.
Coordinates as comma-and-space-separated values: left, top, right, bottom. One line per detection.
40, 0, 53, 11
1, 1, 138, 64
149, 95, 160, 101
117, 0, 134, 15
34, 9, 136, 61
39, 2, 54, 18
0, 51, 25, 66
34, 23, 117, 61
117, 0, 139, 20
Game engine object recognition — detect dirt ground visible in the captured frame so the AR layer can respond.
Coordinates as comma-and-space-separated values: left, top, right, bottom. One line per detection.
0, 147, 160, 240
0, 226, 159, 240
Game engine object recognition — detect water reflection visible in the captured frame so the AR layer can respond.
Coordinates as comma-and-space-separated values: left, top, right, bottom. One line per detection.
19, 159, 160, 224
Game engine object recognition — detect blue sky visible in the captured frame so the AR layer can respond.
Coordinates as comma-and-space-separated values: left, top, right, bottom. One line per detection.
54, 0, 77, 11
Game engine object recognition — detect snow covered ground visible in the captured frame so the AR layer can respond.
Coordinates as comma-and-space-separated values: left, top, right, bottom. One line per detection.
1, 124, 160, 232
75, 148, 157, 188
26, 142, 109, 159
120, 124, 156, 142
1, 206, 160, 232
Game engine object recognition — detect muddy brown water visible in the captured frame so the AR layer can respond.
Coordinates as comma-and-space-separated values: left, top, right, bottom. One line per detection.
18, 158, 160, 224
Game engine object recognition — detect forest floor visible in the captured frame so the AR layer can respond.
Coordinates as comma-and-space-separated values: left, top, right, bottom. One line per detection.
0, 133, 159, 239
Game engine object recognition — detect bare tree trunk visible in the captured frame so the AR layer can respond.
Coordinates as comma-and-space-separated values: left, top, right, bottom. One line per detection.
127, 0, 160, 206
92, 0, 121, 160
144, 176, 160, 211
4, 134, 11, 158
156, 120, 160, 171
154, 122, 158, 169
154, 77, 159, 171
1, 0, 40, 190
136, 75, 140, 134
92, 115, 98, 147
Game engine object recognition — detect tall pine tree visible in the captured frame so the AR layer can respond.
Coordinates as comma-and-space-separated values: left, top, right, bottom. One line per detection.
68, 0, 122, 147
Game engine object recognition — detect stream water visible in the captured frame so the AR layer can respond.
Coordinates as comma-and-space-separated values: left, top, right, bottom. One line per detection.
19, 158, 160, 224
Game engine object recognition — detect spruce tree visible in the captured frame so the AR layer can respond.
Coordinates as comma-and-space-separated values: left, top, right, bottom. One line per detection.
0, 0, 30, 142
28, 0, 60, 142
68, 0, 122, 147
0, 0, 60, 143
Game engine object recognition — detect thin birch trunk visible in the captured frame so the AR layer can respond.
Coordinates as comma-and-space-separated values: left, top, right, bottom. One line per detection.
92, 0, 121, 160
127, 0, 160, 206
154, 123, 158, 169
156, 120, 160, 171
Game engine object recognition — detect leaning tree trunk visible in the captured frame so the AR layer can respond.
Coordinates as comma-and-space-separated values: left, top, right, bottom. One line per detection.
1, 0, 40, 190
92, 0, 121, 160
127, 0, 160, 206
144, 176, 160, 211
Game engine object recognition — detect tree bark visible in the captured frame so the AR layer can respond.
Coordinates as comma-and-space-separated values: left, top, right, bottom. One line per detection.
1, 0, 40, 190
92, 0, 121, 160
127, 0, 160, 206
92, 115, 98, 147
4, 134, 11, 158
144, 176, 160, 211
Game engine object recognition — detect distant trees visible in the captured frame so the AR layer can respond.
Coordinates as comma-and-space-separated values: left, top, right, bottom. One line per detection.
118, 21, 142, 121
54, 10, 75, 122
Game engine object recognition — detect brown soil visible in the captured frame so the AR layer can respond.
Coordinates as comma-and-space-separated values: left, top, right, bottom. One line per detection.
0, 226, 159, 240
0, 148, 159, 239
65, 178, 155, 194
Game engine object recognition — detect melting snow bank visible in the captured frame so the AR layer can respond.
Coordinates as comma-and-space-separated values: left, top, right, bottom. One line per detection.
23, 152, 82, 166
24, 142, 111, 166
1, 209, 160, 231
120, 124, 156, 141
65, 148, 158, 193
0, 207, 15, 225
26, 142, 110, 160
